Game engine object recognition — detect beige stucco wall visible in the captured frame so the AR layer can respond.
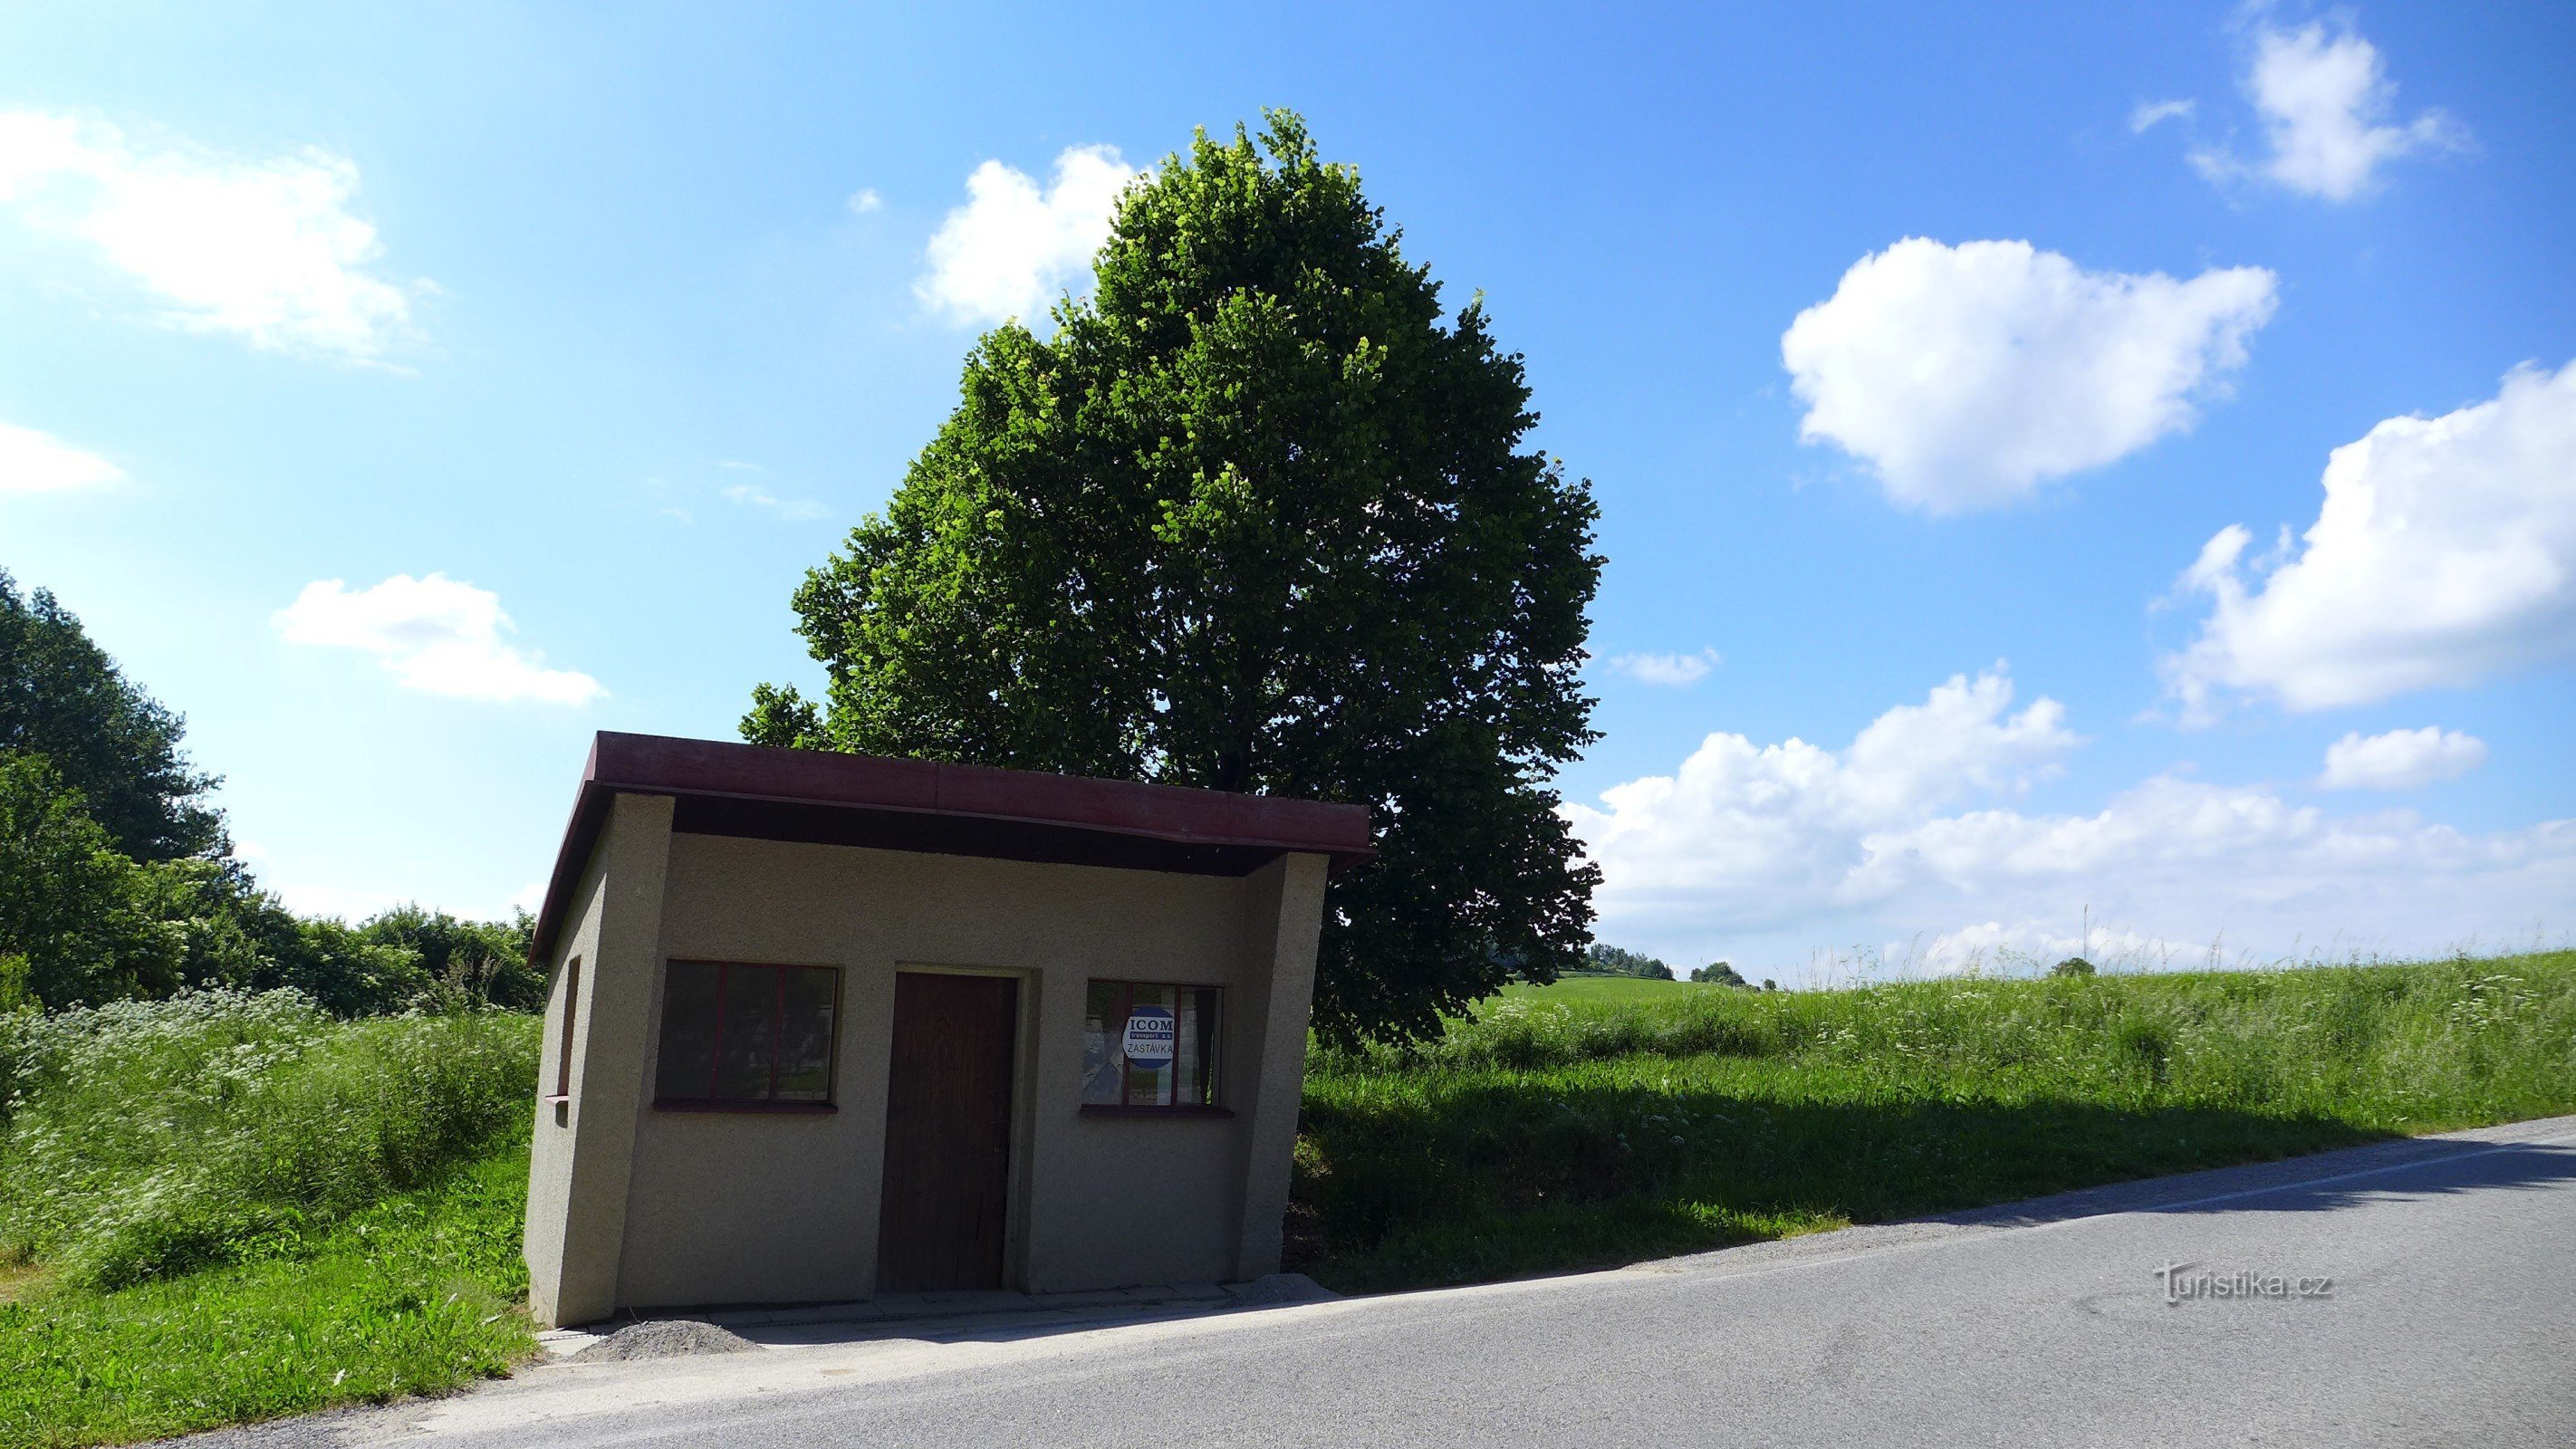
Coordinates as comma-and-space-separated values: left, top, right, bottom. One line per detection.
525, 797, 1330, 1323
523, 792, 674, 1328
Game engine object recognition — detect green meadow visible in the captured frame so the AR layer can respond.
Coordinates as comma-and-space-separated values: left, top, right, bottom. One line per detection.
0, 995, 540, 1447
1292, 951, 2576, 1291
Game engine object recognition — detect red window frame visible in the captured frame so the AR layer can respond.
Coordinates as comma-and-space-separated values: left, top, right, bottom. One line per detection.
652, 959, 841, 1113
543, 955, 582, 1104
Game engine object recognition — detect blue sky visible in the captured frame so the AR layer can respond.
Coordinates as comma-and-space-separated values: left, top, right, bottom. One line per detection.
4, 2, 2571, 978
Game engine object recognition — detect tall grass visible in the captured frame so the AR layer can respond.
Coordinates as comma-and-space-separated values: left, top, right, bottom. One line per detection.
1, 1146, 536, 1448
0, 989, 538, 1289
1294, 951, 2576, 1291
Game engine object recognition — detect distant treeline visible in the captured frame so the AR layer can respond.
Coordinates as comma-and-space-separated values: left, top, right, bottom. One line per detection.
0, 569, 538, 1015
1563, 945, 1764, 988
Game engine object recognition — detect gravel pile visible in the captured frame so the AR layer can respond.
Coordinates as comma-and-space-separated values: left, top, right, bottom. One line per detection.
571, 1319, 761, 1362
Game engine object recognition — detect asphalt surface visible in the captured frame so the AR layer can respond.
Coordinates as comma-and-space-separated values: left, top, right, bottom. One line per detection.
188, 1114, 2576, 1449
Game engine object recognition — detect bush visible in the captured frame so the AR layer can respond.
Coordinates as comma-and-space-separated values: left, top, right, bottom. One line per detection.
0, 989, 539, 1288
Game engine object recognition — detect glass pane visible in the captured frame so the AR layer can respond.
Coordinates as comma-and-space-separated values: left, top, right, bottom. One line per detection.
1189, 987, 1220, 1107
1120, 984, 1177, 1108
774, 966, 837, 1101
655, 961, 723, 1100
714, 964, 775, 1099
1081, 981, 1122, 1105
1175, 990, 1201, 1105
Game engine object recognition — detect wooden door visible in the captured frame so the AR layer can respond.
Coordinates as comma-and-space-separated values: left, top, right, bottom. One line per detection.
876, 972, 1018, 1292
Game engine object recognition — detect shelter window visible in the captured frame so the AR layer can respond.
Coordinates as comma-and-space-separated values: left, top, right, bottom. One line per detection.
547, 956, 582, 1101
654, 960, 839, 1109
1081, 981, 1220, 1110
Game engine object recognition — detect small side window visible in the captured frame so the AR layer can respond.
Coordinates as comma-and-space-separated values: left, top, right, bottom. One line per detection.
1081, 981, 1220, 1109
550, 957, 582, 1100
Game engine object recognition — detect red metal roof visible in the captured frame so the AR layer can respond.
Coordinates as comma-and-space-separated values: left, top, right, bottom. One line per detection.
530, 732, 1371, 958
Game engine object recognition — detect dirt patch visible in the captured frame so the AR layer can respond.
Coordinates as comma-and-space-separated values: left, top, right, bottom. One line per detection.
0, 1260, 51, 1304
571, 1319, 760, 1362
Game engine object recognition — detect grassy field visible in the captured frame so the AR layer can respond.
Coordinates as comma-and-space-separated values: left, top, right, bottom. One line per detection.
4, 954, 2572, 1445
1, 1148, 534, 1448
1291, 950, 2576, 1292
0, 993, 540, 1448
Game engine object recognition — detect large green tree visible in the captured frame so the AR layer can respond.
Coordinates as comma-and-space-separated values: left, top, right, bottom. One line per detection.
746, 113, 1601, 1043
0, 570, 226, 862
0, 568, 540, 1014
0, 751, 164, 1009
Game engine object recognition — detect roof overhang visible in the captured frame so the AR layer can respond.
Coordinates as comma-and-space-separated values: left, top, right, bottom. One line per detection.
529, 732, 1372, 961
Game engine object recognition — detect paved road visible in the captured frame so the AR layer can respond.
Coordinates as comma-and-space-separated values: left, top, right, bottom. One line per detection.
220, 1115, 2576, 1449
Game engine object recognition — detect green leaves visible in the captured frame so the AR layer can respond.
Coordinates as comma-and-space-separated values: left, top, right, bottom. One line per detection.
0, 570, 226, 865
755, 111, 1601, 1044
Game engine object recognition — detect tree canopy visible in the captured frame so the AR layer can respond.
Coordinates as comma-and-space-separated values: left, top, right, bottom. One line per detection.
747, 112, 1602, 1043
0, 571, 225, 862
0, 568, 536, 1015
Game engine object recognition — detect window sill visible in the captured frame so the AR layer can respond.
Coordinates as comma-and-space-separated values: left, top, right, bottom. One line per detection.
540, 1093, 571, 1106
652, 1099, 838, 1114
1079, 1104, 1235, 1118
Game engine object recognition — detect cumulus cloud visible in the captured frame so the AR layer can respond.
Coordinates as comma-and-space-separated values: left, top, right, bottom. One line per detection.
1567, 669, 2079, 920
1605, 648, 1721, 686
2165, 360, 2576, 717
1555, 679, 2576, 973
2193, 22, 2461, 201
1567, 673, 2576, 976
846, 187, 883, 215
0, 420, 122, 491
1782, 239, 2277, 512
0, 110, 420, 361
918, 144, 1136, 325
2318, 727, 2487, 791
274, 573, 603, 705
1908, 920, 2188, 976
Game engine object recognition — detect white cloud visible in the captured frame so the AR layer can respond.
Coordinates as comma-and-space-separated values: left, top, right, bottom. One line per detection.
2193, 23, 2460, 201
1782, 239, 2277, 512
918, 144, 1136, 326
1606, 648, 1721, 686
721, 482, 826, 521
846, 187, 883, 215
2318, 727, 2487, 791
0, 110, 420, 361
1908, 919, 2188, 976
0, 419, 122, 491
1567, 669, 2078, 919
1568, 672, 2576, 976
2165, 360, 2576, 717
274, 573, 603, 705
2130, 99, 2196, 133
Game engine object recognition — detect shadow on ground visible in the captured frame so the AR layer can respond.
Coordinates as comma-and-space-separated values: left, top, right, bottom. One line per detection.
1293, 1082, 2572, 1293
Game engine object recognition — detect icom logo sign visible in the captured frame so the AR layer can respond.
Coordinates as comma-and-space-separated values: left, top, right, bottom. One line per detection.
1120, 1005, 1177, 1070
